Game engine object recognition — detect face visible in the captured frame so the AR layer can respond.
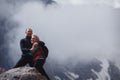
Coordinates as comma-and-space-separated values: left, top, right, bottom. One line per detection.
31, 35, 38, 44
25, 28, 33, 37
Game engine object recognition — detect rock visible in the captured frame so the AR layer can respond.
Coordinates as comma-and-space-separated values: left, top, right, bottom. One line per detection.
0, 67, 47, 80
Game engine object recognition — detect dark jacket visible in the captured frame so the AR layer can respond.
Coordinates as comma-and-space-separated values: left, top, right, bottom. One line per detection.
20, 36, 32, 54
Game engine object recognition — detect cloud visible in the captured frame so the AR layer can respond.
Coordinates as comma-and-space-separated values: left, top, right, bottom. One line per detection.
2, 1, 120, 79
114, 0, 120, 8
0, 0, 120, 70
0, 0, 56, 69
55, 0, 120, 8
12, 2, 117, 64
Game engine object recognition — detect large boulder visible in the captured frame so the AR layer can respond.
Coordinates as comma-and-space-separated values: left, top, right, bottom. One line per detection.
0, 67, 47, 80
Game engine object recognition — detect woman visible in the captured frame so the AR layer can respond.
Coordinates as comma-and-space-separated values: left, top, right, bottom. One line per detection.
30, 35, 50, 80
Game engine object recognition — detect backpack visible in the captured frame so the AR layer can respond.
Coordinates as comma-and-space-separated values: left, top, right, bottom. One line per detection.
42, 45, 49, 58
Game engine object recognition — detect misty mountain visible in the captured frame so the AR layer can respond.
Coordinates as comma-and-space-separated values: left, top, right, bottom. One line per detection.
45, 58, 102, 80
45, 59, 120, 80
108, 61, 120, 80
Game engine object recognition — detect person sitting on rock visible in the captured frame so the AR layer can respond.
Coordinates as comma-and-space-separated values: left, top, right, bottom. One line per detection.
30, 34, 50, 80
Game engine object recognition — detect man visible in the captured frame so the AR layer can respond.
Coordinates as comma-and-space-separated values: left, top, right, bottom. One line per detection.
14, 28, 34, 68
30, 35, 50, 80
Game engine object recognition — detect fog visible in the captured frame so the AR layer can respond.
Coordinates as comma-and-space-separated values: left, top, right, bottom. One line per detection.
0, 0, 55, 69
10, 1, 119, 65
0, 0, 120, 70
0, 0, 120, 80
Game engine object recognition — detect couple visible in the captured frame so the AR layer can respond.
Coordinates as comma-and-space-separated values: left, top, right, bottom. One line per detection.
14, 28, 50, 80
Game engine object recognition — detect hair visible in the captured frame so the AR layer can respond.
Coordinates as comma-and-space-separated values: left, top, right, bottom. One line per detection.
32, 34, 40, 41
25, 28, 32, 32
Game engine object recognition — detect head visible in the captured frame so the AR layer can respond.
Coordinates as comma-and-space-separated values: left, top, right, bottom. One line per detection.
31, 35, 40, 44
25, 28, 33, 37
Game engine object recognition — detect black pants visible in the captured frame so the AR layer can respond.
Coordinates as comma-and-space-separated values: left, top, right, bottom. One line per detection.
34, 59, 50, 80
14, 54, 34, 68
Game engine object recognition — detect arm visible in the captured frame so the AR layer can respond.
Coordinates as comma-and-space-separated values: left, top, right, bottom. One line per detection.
30, 42, 39, 53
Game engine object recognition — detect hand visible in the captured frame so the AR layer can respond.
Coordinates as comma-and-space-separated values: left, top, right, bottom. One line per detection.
32, 42, 38, 48
30, 42, 38, 53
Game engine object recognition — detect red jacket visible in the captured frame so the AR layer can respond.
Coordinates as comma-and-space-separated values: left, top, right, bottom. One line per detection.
32, 47, 45, 61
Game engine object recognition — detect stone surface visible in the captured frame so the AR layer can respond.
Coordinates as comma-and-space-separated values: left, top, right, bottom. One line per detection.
0, 67, 47, 80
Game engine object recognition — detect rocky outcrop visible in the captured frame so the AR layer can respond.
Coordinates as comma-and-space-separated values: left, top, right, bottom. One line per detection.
0, 67, 47, 80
